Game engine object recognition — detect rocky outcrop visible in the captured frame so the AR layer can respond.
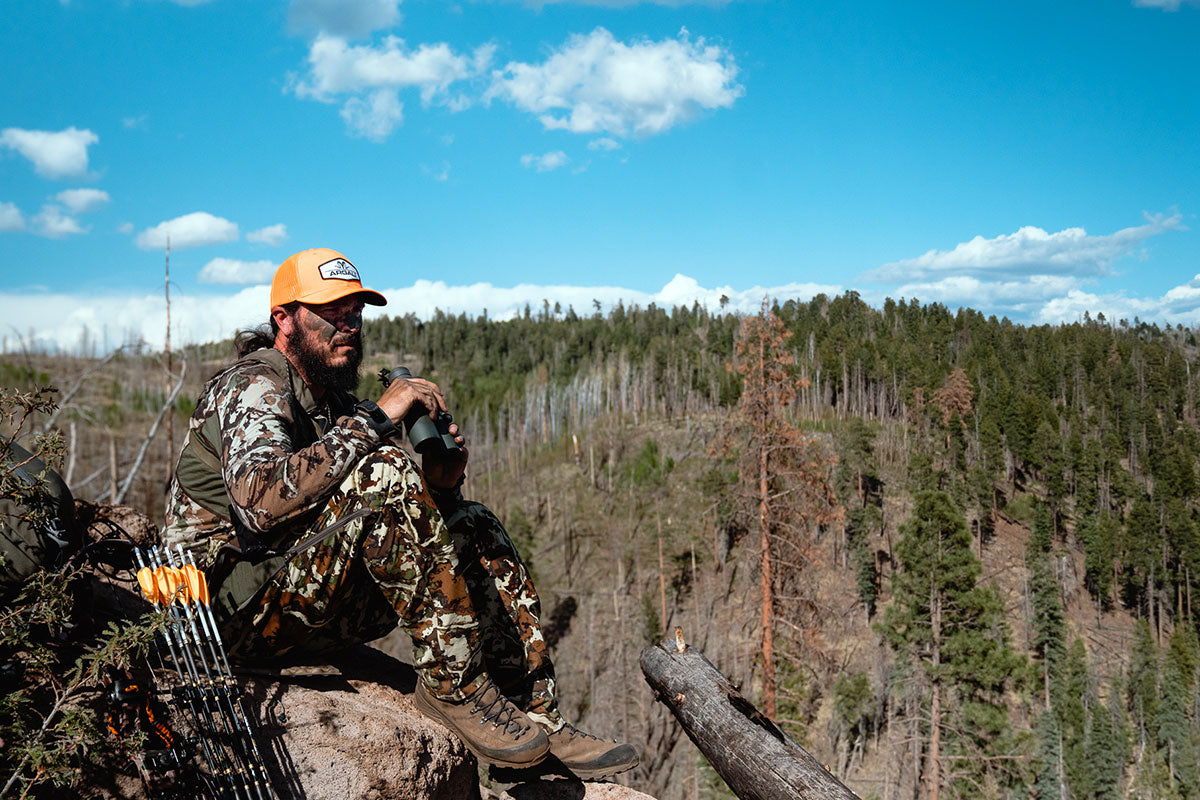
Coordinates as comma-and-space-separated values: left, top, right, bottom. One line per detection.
240, 647, 481, 800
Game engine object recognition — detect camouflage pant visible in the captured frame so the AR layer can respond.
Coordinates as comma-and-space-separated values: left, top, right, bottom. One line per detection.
218, 444, 562, 728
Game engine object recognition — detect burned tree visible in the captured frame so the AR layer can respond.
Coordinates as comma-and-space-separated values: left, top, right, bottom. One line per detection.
712, 299, 840, 720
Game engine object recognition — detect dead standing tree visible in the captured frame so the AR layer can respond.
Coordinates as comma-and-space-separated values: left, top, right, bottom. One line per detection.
712, 298, 841, 720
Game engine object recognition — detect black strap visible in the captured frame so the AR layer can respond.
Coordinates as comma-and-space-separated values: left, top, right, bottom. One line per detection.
206, 506, 374, 609
354, 399, 401, 439
227, 505, 266, 559
233, 506, 374, 615
430, 483, 469, 531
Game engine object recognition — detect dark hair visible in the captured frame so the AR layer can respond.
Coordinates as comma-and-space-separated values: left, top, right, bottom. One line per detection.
234, 302, 298, 357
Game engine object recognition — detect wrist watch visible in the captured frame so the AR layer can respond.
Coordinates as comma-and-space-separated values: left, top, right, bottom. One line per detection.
355, 399, 400, 439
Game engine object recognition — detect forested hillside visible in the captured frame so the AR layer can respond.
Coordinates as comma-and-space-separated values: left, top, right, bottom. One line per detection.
5, 291, 1200, 799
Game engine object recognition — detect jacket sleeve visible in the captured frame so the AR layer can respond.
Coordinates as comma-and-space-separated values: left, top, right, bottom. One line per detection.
216, 365, 381, 535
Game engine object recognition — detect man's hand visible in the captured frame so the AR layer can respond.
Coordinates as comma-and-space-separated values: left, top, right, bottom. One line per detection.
377, 376, 446, 425
423, 422, 469, 489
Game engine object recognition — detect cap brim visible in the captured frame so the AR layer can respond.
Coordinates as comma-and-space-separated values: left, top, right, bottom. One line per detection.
295, 286, 388, 307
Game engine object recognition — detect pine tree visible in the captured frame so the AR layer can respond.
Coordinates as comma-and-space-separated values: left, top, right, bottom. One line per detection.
1034, 709, 1065, 800
878, 490, 1022, 799
1080, 513, 1117, 609
1110, 669, 1135, 785
1130, 746, 1182, 800
1124, 495, 1163, 624
1061, 639, 1092, 799
1156, 627, 1199, 795
1129, 620, 1161, 750
836, 418, 883, 616
1087, 697, 1122, 800
1028, 501, 1067, 709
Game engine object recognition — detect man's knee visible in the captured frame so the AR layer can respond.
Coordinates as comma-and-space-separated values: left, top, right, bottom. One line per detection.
345, 443, 426, 504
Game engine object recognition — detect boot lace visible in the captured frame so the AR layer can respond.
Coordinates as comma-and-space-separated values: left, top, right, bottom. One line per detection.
560, 722, 603, 742
469, 683, 529, 736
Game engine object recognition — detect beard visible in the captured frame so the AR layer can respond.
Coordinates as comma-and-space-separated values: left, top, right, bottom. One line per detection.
285, 329, 363, 394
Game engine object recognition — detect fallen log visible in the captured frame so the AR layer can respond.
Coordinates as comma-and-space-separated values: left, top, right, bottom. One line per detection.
640, 629, 860, 800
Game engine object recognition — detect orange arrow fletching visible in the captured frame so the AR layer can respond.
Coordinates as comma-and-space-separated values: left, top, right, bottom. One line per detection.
175, 568, 194, 604
183, 564, 210, 606
156, 567, 182, 604
136, 567, 159, 604
170, 567, 191, 604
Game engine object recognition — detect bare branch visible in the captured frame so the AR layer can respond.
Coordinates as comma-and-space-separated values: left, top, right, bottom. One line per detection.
40, 347, 124, 433
115, 357, 187, 504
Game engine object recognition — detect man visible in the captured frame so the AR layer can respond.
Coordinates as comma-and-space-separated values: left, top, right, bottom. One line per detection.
162, 248, 637, 779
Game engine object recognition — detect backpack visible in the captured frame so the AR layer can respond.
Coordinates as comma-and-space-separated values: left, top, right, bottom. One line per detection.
0, 442, 80, 600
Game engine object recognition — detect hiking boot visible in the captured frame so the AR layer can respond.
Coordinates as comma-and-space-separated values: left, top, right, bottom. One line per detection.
546, 723, 639, 781
413, 679, 550, 768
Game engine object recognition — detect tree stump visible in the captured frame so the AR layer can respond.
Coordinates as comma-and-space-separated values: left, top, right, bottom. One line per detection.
640, 630, 860, 800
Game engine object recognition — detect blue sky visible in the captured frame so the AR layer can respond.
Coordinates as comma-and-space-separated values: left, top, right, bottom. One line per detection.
2, 0, 1198, 352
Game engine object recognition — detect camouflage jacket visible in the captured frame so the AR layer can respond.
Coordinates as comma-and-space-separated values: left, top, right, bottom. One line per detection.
162, 347, 383, 565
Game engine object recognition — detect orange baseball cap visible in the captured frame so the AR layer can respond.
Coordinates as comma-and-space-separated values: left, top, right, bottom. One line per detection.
269, 248, 387, 308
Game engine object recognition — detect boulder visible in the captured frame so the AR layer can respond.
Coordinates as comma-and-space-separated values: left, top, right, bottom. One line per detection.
239, 647, 481, 800
242, 649, 659, 800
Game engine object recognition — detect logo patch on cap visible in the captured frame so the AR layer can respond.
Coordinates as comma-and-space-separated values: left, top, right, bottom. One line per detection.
318, 258, 360, 281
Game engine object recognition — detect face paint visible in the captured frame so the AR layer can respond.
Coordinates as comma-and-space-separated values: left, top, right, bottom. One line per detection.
301, 307, 338, 343
306, 299, 364, 337
287, 301, 365, 392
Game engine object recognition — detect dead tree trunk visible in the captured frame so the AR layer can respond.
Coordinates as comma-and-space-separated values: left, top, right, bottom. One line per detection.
641, 629, 860, 800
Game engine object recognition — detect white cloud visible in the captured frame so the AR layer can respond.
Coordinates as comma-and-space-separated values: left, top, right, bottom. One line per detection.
520, 150, 569, 171
487, 27, 742, 137
198, 258, 277, 285
135, 211, 239, 250
1034, 285, 1200, 326
0, 127, 99, 179
121, 115, 147, 129
883, 274, 1081, 318
374, 273, 839, 324
860, 265, 1200, 329
588, 137, 620, 151
55, 188, 110, 214
1, 274, 841, 352
341, 89, 405, 140
1133, 0, 1198, 9
289, 0, 401, 37
0, 286, 273, 354
246, 223, 288, 246
866, 213, 1184, 282
117, 221, 134, 235
292, 34, 493, 138
1065, 273, 1200, 324
295, 34, 485, 103
0, 202, 25, 232
32, 205, 86, 238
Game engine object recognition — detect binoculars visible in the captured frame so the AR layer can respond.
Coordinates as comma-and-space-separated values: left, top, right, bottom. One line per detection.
377, 367, 462, 454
